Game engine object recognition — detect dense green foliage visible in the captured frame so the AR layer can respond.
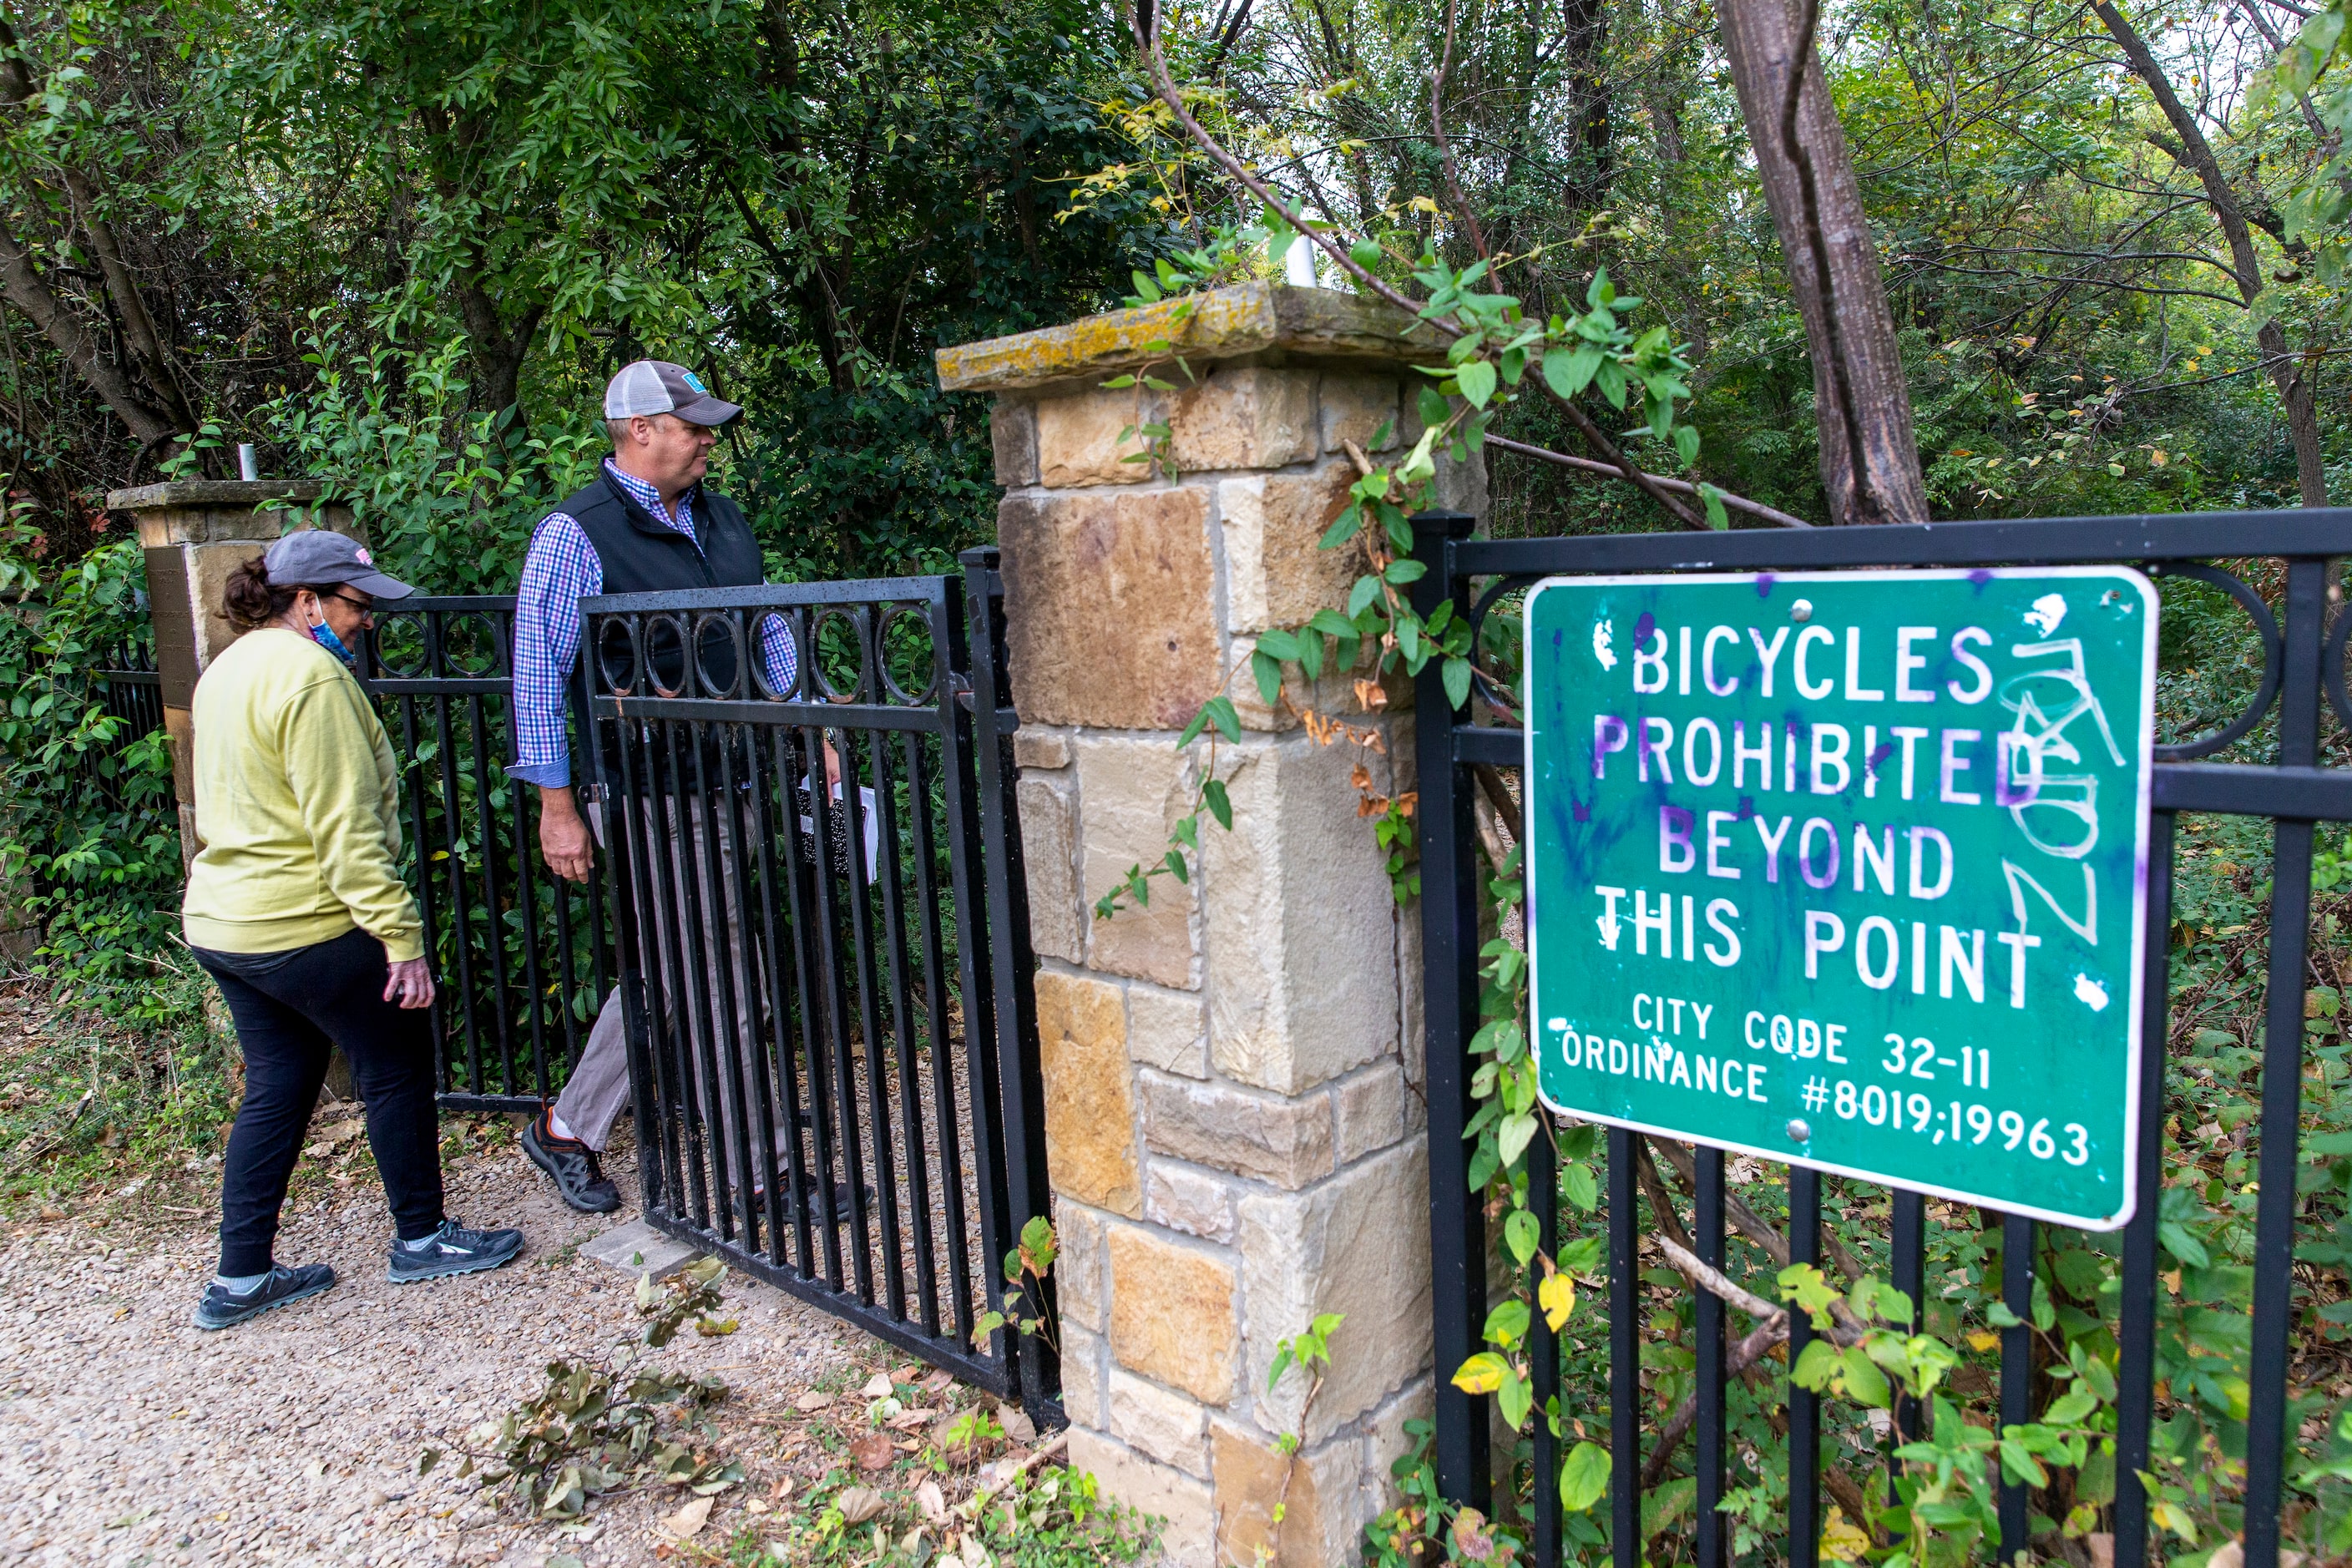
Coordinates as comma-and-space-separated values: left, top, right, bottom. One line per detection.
0, 0, 1151, 583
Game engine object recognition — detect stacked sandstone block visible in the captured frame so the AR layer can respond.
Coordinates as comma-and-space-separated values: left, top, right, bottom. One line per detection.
938, 284, 1481, 1565
107, 480, 356, 868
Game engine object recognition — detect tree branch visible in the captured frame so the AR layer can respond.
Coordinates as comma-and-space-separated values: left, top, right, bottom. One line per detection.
1130, 3, 1714, 531
1486, 434, 1813, 527
2092, 0, 2325, 505
0, 212, 177, 447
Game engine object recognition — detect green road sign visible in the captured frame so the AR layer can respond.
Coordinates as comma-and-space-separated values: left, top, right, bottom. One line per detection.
1524, 568, 2157, 1230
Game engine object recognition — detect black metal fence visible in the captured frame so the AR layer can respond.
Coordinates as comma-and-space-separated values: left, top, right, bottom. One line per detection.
1413, 508, 2352, 1568
579, 558, 1053, 1405
89, 639, 167, 819
357, 598, 613, 1112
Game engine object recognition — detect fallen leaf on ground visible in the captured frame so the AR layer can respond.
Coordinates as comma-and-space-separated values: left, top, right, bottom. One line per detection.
795, 1390, 832, 1412
997, 1403, 1036, 1444
888, 1405, 934, 1429
852, 1432, 897, 1470
662, 1495, 714, 1539
919, 1369, 953, 1394
837, 1486, 885, 1524
320, 1119, 365, 1146
771, 1474, 796, 1502
916, 1479, 948, 1524
893, 1363, 921, 1383
861, 1372, 895, 1399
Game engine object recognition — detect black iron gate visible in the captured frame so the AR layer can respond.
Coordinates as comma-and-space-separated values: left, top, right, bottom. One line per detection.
579, 558, 1053, 1403
1414, 508, 2352, 1568
358, 596, 613, 1112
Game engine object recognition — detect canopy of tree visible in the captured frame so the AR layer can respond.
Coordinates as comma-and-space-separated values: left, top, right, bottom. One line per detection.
0, 0, 2344, 578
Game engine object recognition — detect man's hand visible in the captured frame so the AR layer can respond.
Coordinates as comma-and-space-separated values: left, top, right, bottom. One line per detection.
384, 955, 436, 1009
539, 785, 594, 883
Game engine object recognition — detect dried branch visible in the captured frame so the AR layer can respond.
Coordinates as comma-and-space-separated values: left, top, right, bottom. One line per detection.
1641, 1312, 1791, 1487
1647, 1136, 1872, 1291
1656, 1233, 1788, 1323
1635, 1137, 1697, 1257
1429, 0, 1490, 260
1485, 434, 1813, 528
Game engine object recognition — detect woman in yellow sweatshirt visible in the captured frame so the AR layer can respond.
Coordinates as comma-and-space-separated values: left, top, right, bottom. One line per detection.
184, 529, 522, 1330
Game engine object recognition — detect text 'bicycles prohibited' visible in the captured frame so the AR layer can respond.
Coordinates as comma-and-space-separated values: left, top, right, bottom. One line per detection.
1523, 568, 2157, 1228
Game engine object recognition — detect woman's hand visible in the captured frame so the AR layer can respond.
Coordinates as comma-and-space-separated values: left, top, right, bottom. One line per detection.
384, 955, 437, 1010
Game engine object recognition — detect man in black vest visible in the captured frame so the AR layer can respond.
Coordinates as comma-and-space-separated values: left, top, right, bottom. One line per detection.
508, 361, 792, 1213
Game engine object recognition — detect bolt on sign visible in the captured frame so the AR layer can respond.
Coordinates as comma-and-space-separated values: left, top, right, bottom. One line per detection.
1523, 569, 2157, 1230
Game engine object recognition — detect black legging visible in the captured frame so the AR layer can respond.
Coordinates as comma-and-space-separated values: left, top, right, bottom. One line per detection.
194, 927, 446, 1275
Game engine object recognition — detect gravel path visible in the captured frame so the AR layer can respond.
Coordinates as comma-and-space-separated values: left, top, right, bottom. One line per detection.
0, 1126, 870, 1567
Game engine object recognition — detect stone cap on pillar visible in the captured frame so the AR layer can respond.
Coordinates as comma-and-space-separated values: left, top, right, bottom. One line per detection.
105, 479, 352, 549
934, 282, 1444, 396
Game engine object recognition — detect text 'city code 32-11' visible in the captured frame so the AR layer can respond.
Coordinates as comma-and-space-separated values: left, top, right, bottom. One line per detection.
1522, 568, 2157, 1230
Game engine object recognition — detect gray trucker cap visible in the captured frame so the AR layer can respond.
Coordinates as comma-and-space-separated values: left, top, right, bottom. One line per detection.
261, 529, 414, 599
603, 360, 742, 426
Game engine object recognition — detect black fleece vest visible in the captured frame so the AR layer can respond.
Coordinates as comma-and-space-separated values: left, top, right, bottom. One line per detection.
556, 468, 764, 794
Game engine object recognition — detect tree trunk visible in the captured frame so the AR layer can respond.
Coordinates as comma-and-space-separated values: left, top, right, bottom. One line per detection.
1562, 0, 1612, 210
453, 279, 541, 421
0, 215, 180, 448
2093, 0, 2328, 508
1717, 0, 1929, 525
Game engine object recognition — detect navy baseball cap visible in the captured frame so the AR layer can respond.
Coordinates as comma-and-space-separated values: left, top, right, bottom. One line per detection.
262, 529, 414, 599
604, 360, 742, 426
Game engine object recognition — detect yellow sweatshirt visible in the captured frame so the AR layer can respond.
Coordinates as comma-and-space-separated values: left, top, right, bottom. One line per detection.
181, 627, 424, 961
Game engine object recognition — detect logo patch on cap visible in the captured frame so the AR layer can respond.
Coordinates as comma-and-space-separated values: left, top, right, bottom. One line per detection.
354, 546, 374, 565
682, 370, 710, 395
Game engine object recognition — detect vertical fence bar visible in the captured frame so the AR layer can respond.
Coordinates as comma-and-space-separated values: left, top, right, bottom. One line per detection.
463, 692, 517, 1093
958, 558, 1051, 1408
1788, 1166, 1820, 1568
2115, 809, 2175, 1568
706, 711, 770, 1257
874, 725, 941, 1335
907, 728, 976, 1348
2245, 557, 2326, 1568
736, 715, 799, 1267
1890, 1189, 1925, 1446
1999, 1213, 2036, 1560
946, 569, 1014, 1370
1610, 1126, 1640, 1568
1528, 1125, 1561, 1566
1695, 1146, 1727, 1568
839, 712, 908, 1316
1412, 512, 1490, 1507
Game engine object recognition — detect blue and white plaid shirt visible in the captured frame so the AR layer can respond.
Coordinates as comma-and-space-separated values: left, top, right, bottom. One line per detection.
509, 458, 797, 788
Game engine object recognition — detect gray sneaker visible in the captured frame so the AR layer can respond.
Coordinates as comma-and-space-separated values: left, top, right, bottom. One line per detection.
193, 1263, 336, 1330
387, 1220, 524, 1283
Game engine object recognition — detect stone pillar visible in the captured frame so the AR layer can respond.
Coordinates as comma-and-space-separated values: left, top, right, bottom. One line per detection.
104, 481, 354, 869
938, 285, 1482, 1565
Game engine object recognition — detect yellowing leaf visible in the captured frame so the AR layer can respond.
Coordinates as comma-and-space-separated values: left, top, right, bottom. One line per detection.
2148, 1499, 2199, 1543
1967, 1330, 2000, 1353
1820, 1505, 1871, 1563
1452, 1352, 1510, 1395
1540, 1272, 1576, 1333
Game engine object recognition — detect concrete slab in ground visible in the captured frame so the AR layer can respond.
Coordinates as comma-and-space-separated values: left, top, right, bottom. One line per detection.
579, 1217, 704, 1278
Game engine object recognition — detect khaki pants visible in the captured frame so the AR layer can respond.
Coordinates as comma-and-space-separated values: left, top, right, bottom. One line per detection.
555, 795, 777, 1199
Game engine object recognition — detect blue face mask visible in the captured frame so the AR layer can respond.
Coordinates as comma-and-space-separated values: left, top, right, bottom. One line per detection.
308, 614, 357, 670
